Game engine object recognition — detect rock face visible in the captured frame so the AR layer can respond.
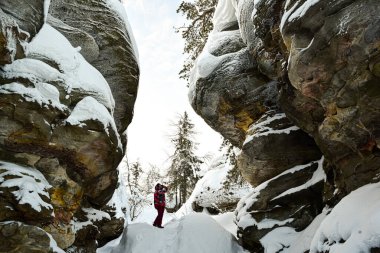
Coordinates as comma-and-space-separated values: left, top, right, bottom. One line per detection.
0, 221, 64, 253
49, 0, 139, 136
190, 0, 380, 252
0, 0, 138, 252
281, 0, 380, 197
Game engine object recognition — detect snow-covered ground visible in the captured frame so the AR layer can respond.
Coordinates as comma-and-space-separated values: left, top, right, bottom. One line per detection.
98, 213, 247, 253
98, 166, 247, 253
311, 182, 380, 253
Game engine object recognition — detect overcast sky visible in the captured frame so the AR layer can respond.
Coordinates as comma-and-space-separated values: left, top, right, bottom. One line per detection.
123, 0, 222, 169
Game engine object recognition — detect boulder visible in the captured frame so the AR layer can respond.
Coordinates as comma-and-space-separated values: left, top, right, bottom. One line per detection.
0, 24, 122, 208
238, 111, 322, 186
189, 7, 278, 147
235, 159, 325, 252
0, 221, 64, 253
47, 15, 100, 63
280, 0, 380, 195
0, 1, 45, 38
0, 162, 54, 225
69, 205, 125, 251
0, 1, 138, 250
237, 0, 287, 80
0, 9, 28, 65
0, 0, 45, 65
49, 0, 139, 135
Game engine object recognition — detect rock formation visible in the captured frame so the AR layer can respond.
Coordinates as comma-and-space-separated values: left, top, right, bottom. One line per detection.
187, 155, 252, 214
189, 0, 380, 252
0, 0, 138, 252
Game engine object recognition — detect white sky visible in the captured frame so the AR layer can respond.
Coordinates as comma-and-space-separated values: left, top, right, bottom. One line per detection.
123, 0, 222, 169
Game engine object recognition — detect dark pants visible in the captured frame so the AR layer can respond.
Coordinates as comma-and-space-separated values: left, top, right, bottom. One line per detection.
153, 205, 165, 227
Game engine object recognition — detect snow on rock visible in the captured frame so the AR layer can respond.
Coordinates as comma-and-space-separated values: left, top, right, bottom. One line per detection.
272, 157, 325, 200
235, 158, 324, 230
107, 0, 139, 60
0, 161, 53, 213
175, 155, 251, 217
243, 112, 300, 145
188, 0, 241, 101
71, 207, 111, 233
46, 229, 66, 253
212, 0, 238, 30
27, 24, 115, 112
99, 213, 248, 253
65, 96, 122, 149
260, 209, 328, 253
83, 207, 111, 222
43, 0, 51, 23
105, 165, 129, 220
310, 182, 380, 253
1, 58, 62, 83
0, 82, 67, 111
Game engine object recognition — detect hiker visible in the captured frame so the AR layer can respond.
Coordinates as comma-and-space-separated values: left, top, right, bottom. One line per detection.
153, 183, 167, 228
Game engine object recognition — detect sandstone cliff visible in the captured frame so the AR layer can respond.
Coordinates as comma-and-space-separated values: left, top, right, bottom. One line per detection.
0, 1, 138, 252
189, 0, 380, 252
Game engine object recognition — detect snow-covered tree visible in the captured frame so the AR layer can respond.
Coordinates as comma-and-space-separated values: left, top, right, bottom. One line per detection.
126, 160, 146, 221
144, 164, 162, 195
220, 139, 245, 190
175, 0, 217, 82
166, 112, 203, 210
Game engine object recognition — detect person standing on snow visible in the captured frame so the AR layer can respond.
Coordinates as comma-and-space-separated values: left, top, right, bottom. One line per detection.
153, 183, 167, 228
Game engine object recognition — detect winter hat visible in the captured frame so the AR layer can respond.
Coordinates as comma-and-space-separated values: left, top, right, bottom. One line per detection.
155, 183, 161, 191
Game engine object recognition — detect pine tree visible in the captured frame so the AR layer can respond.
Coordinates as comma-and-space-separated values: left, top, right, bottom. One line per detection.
129, 161, 143, 188
175, 0, 217, 82
126, 160, 146, 221
220, 139, 245, 190
144, 164, 161, 194
166, 112, 203, 209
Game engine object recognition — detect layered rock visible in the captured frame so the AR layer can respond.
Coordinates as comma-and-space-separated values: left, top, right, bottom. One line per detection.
238, 111, 322, 186
0, 221, 64, 253
280, 0, 380, 197
0, 0, 138, 252
235, 159, 325, 252
189, 0, 380, 252
190, 0, 324, 251
49, 0, 139, 136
